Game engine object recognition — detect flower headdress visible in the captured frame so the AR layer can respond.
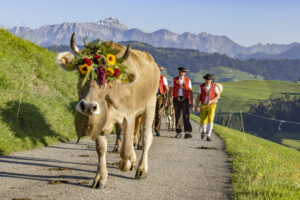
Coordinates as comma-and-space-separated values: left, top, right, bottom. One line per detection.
68, 33, 130, 87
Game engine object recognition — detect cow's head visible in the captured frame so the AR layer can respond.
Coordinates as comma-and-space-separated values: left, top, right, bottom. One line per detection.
56, 33, 130, 139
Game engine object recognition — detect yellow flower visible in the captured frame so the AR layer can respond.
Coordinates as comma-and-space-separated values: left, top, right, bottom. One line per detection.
105, 67, 114, 76
106, 54, 116, 65
79, 64, 90, 75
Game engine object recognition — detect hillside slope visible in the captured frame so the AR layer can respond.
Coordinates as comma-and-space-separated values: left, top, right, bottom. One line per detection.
191, 114, 300, 199
0, 28, 78, 154
217, 80, 300, 112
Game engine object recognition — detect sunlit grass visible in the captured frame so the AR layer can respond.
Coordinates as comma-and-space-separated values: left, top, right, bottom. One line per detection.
0, 28, 78, 154
191, 114, 300, 199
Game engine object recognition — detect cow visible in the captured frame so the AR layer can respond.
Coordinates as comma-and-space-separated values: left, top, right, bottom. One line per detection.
56, 33, 159, 189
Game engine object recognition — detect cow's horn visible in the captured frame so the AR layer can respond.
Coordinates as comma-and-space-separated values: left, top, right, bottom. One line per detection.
70, 32, 80, 54
117, 44, 130, 63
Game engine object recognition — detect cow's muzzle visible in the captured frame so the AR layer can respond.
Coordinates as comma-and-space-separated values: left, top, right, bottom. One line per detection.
76, 99, 100, 115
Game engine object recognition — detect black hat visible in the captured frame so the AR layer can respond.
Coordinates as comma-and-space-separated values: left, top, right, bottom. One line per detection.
203, 74, 215, 80
177, 67, 188, 72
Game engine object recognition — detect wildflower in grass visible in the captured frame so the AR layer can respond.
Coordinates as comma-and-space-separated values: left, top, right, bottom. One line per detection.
106, 54, 116, 65
79, 64, 90, 75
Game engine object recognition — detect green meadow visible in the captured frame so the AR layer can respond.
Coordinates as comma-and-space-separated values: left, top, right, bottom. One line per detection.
0, 28, 78, 154
204, 80, 300, 112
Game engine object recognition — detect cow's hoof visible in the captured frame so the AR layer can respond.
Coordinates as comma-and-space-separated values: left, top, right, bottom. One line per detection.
135, 168, 147, 179
92, 180, 106, 189
130, 163, 137, 171
119, 160, 131, 172
112, 146, 120, 153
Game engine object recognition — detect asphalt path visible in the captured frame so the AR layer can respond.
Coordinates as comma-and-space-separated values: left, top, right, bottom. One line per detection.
0, 118, 231, 200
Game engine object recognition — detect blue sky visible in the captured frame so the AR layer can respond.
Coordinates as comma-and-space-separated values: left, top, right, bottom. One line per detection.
0, 0, 299, 46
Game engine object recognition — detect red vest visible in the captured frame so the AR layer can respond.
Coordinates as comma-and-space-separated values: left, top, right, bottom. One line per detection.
158, 75, 165, 94
200, 83, 217, 103
172, 77, 191, 100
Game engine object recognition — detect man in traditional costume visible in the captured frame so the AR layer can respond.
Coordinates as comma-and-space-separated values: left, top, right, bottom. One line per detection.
168, 67, 193, 139
154, 65, 169, 136
195, 74, 220, 141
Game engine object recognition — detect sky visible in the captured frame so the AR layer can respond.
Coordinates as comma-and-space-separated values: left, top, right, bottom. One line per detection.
0, 0, 299, 46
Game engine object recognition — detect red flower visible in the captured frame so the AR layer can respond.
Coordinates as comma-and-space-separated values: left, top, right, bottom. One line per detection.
82, 58, 91, 66
93, 55, 102, 64
114, 68, 120, 77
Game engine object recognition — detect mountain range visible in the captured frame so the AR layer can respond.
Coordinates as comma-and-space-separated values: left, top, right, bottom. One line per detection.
47, 41, 300, 82
9, 17, 299, 57
234, 45, 300, 60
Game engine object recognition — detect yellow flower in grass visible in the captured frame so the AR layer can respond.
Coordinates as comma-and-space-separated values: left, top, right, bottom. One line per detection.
105, 67, 114, 76
106, 54, 116, 65
79, 64, 90, 75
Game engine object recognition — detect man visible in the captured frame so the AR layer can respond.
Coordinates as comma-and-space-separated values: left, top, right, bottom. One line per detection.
195, 74, 220, 141
154, 65, 169, 136
167, 67, 193, 139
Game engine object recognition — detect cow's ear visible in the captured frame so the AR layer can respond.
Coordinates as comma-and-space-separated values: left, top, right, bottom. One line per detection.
56, 52, 76, 71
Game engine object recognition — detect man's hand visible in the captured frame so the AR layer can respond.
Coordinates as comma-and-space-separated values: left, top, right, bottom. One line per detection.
164, 100, 168, 107
195, 106, 201, 112
190, 103, 194, 110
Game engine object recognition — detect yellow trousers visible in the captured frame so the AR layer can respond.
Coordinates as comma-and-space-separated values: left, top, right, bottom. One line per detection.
200, 103, 217, 125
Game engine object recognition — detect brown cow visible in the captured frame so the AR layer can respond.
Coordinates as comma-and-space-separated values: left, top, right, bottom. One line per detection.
56, 33, 159, 189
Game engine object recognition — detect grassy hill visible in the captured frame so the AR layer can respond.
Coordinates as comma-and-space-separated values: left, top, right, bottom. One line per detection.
190, 66, 264, 83
191, 114, 300, 199
216, 80, 300, 112
0, 28, 78, 154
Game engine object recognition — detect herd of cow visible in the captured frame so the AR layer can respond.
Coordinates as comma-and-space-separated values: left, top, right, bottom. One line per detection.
57, 34, 172, 189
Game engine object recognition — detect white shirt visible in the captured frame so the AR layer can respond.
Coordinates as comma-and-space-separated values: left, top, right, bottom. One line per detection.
170, 77, 192, 96
197, 84, 219, 103
157, 76, 168, 94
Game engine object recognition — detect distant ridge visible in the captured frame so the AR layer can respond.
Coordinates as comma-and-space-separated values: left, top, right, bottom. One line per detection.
235, 45, 300, 60
10, 18, 299, 57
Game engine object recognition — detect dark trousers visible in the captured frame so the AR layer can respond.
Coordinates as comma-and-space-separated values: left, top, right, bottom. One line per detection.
173, 98, 192, 133
154, 94, 164, 132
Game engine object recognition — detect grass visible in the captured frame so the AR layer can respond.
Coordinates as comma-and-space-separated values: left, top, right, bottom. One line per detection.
0, 28, 79, 154
191, 114, 300, 199
269, 132, 300, 151
190, 66, 264, 83
212, 80, 300, 112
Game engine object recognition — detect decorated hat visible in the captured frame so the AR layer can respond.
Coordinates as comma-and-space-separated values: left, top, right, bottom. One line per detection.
177, 67, 188, 72
203, 74, 215, 80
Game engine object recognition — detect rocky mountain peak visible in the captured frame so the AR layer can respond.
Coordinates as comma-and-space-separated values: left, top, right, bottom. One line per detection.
98, 17, 128, 30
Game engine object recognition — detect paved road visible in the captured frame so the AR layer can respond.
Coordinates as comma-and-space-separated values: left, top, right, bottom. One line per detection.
0, 118, 231, 200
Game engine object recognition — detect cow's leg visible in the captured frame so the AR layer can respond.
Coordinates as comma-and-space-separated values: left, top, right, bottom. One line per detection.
133, 116, 141, 147
136, 97, 155, 179
113, 124, 122, 152
92, 135, 108, 189
137, 127, 143, 150
119, 118, 135, 172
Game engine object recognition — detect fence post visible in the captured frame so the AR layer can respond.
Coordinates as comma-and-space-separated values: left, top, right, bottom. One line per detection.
240, 110, 245, 132
222, 113, 227, 126
227, 112, 232, 127
16, 76, 25, 122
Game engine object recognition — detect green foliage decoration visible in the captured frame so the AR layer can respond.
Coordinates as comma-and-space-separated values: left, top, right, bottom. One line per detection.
70, 37, 129, 87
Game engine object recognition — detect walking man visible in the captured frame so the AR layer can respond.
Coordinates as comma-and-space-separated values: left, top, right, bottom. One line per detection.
195, 74, 220, 141
154, 65, 169, 136
168, 67, 193, 139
